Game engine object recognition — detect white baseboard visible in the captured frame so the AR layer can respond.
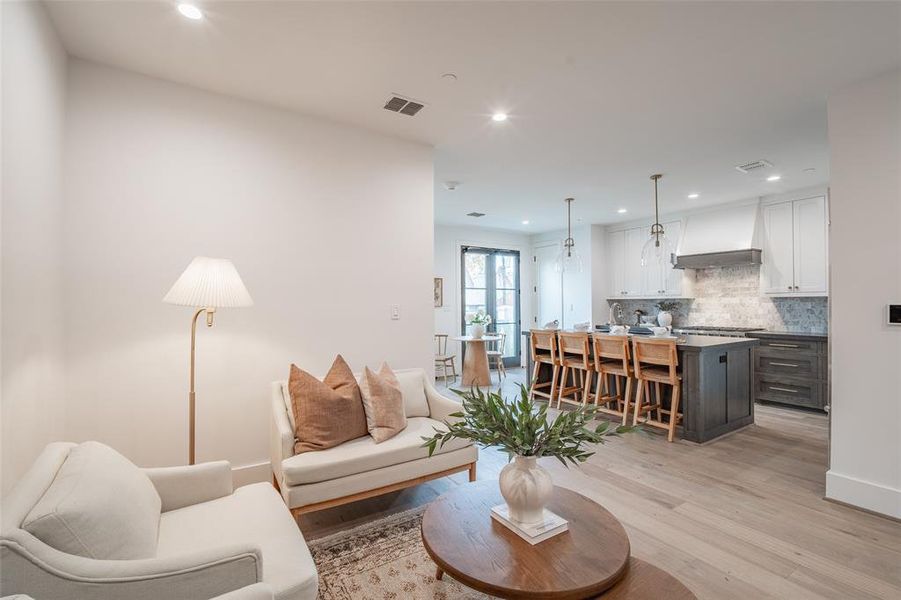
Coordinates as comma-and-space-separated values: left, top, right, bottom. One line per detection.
826, 470, 901, 519
232, 461, 271, 488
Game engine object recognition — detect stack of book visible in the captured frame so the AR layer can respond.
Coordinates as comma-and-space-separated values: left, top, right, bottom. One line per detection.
490, 504, 569, 545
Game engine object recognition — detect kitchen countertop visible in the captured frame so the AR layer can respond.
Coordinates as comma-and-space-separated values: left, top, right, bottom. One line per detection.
521, 330, 759, 351
747, 331, 828, 341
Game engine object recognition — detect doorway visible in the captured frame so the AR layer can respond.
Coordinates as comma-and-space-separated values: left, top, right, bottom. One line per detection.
533, 242, 563, 328
461, 246, 521, 367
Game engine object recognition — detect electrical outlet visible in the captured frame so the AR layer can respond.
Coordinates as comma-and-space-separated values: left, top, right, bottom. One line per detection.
391, 304, 400, 320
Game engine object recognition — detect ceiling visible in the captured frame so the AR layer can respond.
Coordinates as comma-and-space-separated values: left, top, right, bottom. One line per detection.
46, 1, 901, 232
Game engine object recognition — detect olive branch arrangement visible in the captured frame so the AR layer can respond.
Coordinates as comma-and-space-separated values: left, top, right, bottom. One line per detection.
422, 385, 634, 466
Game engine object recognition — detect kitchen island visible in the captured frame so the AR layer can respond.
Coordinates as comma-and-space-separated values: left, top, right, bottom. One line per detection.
521, 331, 759, 443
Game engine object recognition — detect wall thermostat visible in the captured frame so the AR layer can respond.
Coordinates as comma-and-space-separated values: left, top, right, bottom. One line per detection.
889, 304, 901, 326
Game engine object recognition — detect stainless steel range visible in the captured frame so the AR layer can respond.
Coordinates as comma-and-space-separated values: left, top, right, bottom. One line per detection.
672, 325, 766, 338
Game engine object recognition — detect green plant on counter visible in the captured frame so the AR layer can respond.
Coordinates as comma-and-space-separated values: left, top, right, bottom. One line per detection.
656, 300, 681, 312
421, 385, 634, 466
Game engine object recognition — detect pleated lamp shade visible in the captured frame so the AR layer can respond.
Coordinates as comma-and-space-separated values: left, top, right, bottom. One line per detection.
163, 257, 254, 308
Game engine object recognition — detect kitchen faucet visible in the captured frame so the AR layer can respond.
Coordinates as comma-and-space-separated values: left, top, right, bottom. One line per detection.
608, 302, 624, 325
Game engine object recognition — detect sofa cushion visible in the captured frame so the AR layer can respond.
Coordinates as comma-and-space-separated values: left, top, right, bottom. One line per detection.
281, 417, 472, 486
288, 356, 368, 454
157, 483, 317, 600
394, 369, 431, 418
359, 363, 407, 443
22, 441, 161, 559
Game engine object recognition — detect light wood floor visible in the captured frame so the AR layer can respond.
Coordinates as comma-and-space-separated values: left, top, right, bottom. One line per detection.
298, 368, 901, 599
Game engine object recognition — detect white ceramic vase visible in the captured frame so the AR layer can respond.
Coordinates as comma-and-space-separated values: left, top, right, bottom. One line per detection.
498, 455, 553, 526
657, 311, 673, 328
471, 324, 485, 339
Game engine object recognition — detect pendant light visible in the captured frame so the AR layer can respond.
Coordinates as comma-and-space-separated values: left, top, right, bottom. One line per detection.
555, 197, 583, 273
640, 174, 674, 274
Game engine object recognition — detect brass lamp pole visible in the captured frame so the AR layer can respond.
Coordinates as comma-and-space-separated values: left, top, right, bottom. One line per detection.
164, 258, 253, 465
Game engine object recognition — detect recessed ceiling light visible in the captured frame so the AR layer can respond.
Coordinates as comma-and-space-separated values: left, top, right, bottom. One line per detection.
491, 112, 508, 122
766, 175, 781, 182
803, 167, 816, 173
617, 208, 628, 214
441, 73, 458, 81
177, 3, 203, 20
521, 220, 530, 225
687, 193, 699, 199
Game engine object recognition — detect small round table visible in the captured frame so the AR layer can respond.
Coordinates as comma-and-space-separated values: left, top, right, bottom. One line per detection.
452, 335, 500, 387
421, 481, 631, 599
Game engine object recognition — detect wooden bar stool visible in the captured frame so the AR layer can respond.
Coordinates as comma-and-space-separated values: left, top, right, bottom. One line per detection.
556, 332, 594, 409
486, 330, 508, 384
528, 330, 560, 404
434, 334, 457, 385
591, 333, 635, 425
631, 337, 682, 442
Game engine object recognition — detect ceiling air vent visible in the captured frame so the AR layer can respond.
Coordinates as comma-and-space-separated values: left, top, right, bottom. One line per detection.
735, 159, 773, 174
383, 94, 426, 117
466, 212, 486, 218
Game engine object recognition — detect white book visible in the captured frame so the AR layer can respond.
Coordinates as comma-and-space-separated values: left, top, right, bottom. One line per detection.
490, 504, 569, 545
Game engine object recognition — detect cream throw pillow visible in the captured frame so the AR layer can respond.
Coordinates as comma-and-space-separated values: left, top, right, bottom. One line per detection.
359, 363, 407, 443
22, 441, 162, 559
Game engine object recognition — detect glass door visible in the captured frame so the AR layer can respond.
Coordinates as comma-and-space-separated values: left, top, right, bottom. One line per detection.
462, 246, 521, 367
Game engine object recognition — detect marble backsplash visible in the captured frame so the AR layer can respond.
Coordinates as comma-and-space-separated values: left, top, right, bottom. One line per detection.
607, 264, 828, 333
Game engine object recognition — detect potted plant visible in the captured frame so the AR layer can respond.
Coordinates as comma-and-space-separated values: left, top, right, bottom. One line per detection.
655, 300, 680, 328
422, 386, 633, 526
468, 311, 492, 339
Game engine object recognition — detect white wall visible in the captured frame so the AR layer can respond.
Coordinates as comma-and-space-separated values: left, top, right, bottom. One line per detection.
434, 225, 531, 365
1, 1, 68, 494
61, 61, 434, 480
826, 69, 901, 518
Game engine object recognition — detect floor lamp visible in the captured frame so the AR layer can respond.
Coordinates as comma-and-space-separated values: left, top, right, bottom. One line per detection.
163, 257, 254, 465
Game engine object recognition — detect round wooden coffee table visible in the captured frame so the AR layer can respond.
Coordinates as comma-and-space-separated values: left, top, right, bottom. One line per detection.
421, 480, 631, 599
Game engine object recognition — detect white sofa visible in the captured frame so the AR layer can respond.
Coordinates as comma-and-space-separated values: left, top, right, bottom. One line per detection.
0, 442, 317, 600
271, 367, 478, 515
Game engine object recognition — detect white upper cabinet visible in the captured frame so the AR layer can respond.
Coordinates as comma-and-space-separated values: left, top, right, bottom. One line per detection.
761, 196, 828, 296
606, 221, 684, 299
606, 229, 626, 297
762, 201, 795, 294
792, 196, 828, 293
662, 220, 683, 296
623, 227, 647, 296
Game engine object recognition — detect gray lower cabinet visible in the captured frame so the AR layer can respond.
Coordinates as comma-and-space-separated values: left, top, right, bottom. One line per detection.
748, 332, 828, 411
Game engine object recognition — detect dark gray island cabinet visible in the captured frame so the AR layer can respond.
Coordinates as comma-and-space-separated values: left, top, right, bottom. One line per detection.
520, 332, 759, 443
677, 336, 759, 443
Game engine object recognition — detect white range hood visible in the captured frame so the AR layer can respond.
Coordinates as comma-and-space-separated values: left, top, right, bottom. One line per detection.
674, 203, 762, 269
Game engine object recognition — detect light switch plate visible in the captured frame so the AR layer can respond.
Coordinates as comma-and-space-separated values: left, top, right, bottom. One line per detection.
888, 304, 901, 326
391, 304, 400, 320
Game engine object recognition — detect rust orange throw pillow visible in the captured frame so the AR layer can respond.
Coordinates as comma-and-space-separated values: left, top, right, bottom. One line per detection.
288, 355, 368, 454
359, 363, 407, 443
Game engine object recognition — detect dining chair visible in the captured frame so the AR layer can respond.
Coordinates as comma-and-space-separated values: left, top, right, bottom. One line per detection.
485, 330, 508, 384
434, 334, 457, 385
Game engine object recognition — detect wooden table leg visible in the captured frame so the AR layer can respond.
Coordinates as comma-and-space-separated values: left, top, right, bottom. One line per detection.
461, 340, 492, 387
436, 567, 445, 581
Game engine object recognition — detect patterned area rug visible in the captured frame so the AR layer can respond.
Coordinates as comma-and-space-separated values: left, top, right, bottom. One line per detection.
308, 506, 490, 599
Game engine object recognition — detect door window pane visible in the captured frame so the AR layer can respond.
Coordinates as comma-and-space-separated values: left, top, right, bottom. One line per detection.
495, 255, 516, 289
495, 323, 517, 358
464, 253, 486, 288
494, 290, 517, 323
464, 288, 486, 320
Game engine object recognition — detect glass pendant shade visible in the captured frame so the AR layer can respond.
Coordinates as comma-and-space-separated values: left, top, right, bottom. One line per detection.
640, 231, 673, 269
555, 247, 583, 273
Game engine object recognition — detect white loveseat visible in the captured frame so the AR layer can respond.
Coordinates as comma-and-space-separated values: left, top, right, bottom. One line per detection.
0, 442, 317, 600
271, 367, 478, 515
